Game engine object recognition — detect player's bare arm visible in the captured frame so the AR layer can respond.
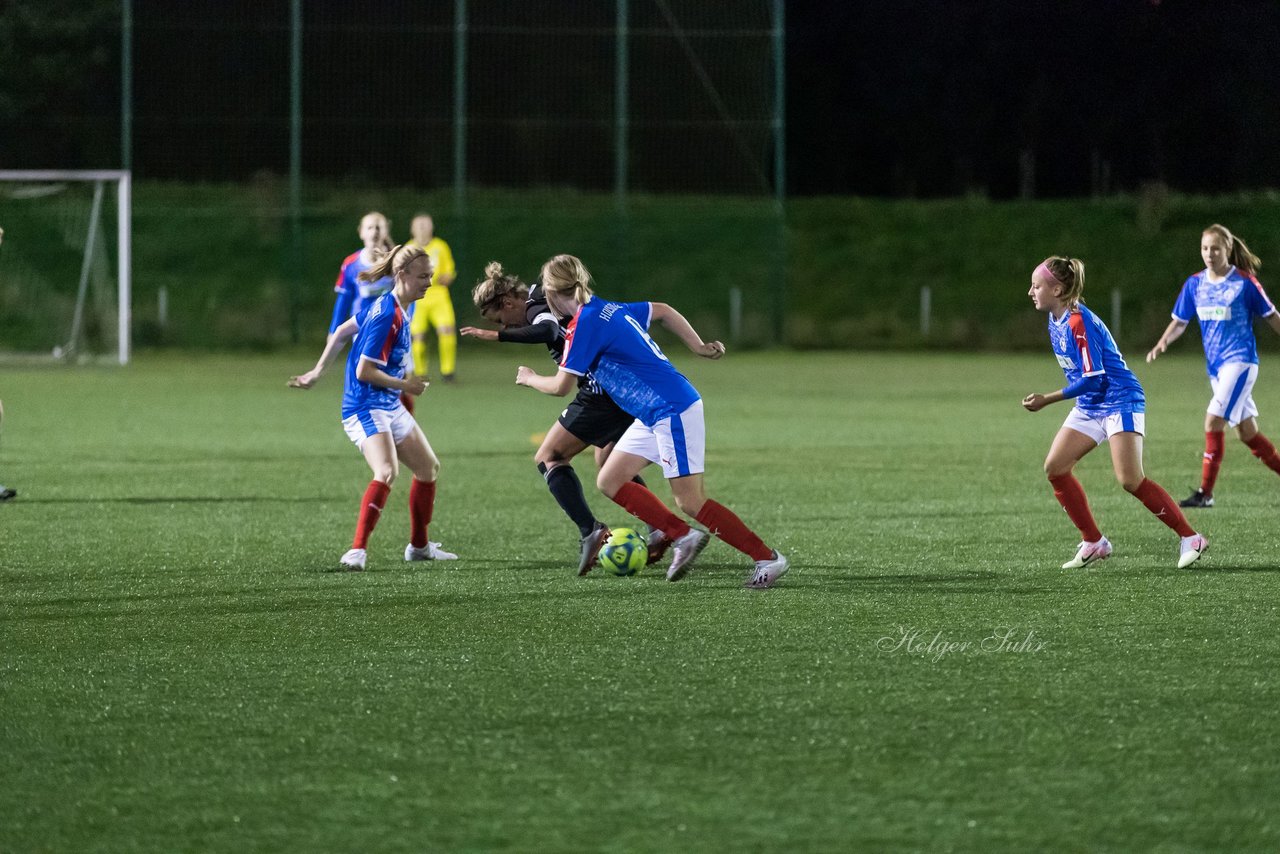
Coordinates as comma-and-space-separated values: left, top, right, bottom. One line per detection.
1146, 318, 1188, 362
516, 366, 575, 396
649, 302, 725, 359
1022, 389, 1066, 412
356, 358, 428, 396
289, 317, 360, 388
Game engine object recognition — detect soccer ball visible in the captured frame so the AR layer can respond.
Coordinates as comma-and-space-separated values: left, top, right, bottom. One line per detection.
598, 527, 647, 576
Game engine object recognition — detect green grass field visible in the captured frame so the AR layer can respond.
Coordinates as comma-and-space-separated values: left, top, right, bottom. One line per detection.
3, 349, 1279, 851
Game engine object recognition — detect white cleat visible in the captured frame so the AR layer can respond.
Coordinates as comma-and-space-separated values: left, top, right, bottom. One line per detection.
746, 550, 789, 589
405, 541, 458, 562
1062, 537, 1112, 569
339, 548, 367, 571
1177, 534, 1209, 569
666, 529, 710, 582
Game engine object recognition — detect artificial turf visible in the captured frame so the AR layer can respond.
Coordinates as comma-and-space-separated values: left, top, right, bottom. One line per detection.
2, 349, 1278, 851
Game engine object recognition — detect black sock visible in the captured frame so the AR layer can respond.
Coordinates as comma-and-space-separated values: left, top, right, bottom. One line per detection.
540, 463, 597, 538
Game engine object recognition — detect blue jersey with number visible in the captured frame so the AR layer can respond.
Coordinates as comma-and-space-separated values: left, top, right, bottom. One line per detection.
1048, 302, 1145, 416
1171, 266, 1276, 378
330, 250, 395, 333
560, 297, 701, 426
341, 292, 410, 417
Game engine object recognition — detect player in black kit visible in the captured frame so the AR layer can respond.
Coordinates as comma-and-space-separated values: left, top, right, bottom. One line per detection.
461, 261, 672, 574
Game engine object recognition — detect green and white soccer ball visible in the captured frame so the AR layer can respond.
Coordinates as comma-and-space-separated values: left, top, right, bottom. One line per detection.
598, 527, 647, 576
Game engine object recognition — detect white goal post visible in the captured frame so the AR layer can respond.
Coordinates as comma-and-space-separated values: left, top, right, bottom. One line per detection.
0, 169, 132, 365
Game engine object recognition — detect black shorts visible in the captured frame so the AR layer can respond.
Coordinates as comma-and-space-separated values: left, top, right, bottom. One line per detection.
558, 388, 636, 448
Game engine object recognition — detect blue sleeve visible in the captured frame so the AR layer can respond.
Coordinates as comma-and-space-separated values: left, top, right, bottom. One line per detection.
356, 302, 396, 365
1063, 374, 1105, 399
1171, 280, 1196, 322
329, 289, 356, 334
624, 302, 653, 329
1244, 278, 1277, 318
561, 314, 602, 376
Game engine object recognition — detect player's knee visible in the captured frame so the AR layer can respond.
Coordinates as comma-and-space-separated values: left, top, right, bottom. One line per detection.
1117, 474, 1144, 493
673, 493, 704, 517
596, 471, 622, 498
373, 463, 398, 485
1043, 459, 1071, 479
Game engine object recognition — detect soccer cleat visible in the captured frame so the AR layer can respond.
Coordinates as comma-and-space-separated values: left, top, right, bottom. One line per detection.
1179, 488, 1214, 508
1061, 537, 1112, 569
645, 529, 673, 566
1177, 533, 1209, 569
0, 484, 15, 501
576, 523, 610, 576
746, 550, 790, 589
339, 548, 367, 571
405, 541, 459, 562
666, 529, 710, 582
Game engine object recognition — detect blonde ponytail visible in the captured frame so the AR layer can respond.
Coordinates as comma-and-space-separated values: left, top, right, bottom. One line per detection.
539, 254, 595, 305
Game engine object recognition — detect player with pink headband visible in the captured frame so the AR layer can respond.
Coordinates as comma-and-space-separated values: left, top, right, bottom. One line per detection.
1022, 255, 1209, 570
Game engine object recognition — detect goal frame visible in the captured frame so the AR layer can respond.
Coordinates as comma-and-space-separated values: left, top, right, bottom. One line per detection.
0, 169, 132, 365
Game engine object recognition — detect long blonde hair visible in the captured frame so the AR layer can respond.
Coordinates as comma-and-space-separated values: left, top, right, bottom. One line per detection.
539, 254, 595, 306
472, 261, 529, 312
1042, 256, 1087, 306
1203, 223, 1261, 275
358, 243, 426, 283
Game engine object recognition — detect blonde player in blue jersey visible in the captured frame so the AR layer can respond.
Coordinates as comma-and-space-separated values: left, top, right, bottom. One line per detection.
290, 244, 457, 571
1023, 255, 1208, 570
329, 211, 395, 335
1146, 224, 1280, 508
515, 254, 789, 588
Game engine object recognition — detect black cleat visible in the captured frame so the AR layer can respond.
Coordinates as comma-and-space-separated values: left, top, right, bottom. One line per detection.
1179, 488, 1214, 508
577, 522, 610, 576
646, 529, 673, 566
0, 485, 15, 501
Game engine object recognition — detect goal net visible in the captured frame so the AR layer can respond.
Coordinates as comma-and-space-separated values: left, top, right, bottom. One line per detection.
0, 170, 132, 365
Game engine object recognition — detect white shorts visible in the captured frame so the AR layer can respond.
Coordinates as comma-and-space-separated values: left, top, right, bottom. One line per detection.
342, 405, 418, 450
1062, 408, 1145, 445
1208, 362, 1259, 427
613, 400, 707, 479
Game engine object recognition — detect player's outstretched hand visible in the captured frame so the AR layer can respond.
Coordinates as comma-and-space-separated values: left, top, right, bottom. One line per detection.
1145, 341, 1166, 363
461, 326, 499, 341
698, 341, 726, 360
1022, 393, 1047, 412
288, 371, 320, 390
404, 377, 429, 396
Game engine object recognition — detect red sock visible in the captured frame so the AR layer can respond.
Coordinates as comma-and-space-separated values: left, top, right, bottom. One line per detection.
1047, 473, 1103, 542
353, 480, 391, 549
1132, 478, 1195, 537
400, 392, 416, 416
410, 478, 436, 548
1245, 432, 1280, 476
1200, 430, 1224, 494
695, 500, 773, 561
611, 482, 690, 539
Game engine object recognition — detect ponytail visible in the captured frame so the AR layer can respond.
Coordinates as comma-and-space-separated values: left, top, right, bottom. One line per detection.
358, 243, 426, 283
1204, 223, 1262, 275
472, 260, 529, 312
1042, 256, 1086, 306
540, 254, 595, 305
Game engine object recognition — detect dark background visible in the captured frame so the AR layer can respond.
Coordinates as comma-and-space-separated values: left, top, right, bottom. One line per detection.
2, 0, 1279, 198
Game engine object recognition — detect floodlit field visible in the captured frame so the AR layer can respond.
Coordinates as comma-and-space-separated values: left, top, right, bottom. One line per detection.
2, 349, 1279, 850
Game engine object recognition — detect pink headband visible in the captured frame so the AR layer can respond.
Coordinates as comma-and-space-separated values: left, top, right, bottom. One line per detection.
1035, 261, 1063, 283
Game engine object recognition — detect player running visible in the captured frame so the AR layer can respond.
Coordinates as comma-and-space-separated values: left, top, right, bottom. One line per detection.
460, 261, 673, 575
1023, 255, 1208, 570
1146, 224, 1280, 507
515, 254, 788, 588
290, 244, 457, 571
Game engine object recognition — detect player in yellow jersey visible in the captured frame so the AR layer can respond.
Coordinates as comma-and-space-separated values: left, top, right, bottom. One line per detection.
407, 213, 458, 382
